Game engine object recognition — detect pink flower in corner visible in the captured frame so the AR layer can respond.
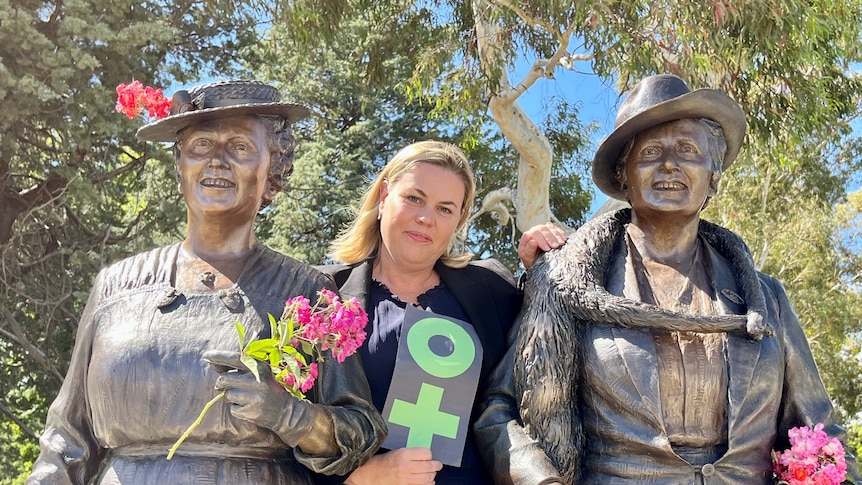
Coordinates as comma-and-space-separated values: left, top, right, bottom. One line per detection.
773, 423, 847, 484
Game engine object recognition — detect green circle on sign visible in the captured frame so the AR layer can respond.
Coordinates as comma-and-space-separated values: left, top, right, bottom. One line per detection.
406, 318, 475, 378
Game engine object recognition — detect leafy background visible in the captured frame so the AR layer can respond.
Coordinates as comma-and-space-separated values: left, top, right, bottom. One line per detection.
2, 0, 861, 482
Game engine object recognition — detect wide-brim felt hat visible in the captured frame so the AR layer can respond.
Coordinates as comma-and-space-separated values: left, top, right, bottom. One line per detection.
592, 74, 746, 200
137, 80, 311, 142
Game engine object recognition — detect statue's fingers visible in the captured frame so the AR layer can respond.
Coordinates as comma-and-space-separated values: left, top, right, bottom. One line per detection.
203, 349, 246, 374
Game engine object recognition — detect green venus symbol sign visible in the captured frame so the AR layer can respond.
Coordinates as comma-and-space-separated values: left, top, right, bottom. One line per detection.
387, 317, 477, 448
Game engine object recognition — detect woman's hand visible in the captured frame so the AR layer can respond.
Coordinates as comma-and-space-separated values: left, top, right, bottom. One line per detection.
518, 223, 568, 270
344, 448, 442, 485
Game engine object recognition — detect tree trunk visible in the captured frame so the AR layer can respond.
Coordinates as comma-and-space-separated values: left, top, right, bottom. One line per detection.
472, 0, 555, 232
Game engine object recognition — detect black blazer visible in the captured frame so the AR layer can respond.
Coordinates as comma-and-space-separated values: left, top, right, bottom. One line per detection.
317, 258, 522, 392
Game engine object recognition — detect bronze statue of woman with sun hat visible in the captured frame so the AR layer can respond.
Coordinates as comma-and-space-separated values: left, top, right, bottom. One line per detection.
27, 80, 384, 485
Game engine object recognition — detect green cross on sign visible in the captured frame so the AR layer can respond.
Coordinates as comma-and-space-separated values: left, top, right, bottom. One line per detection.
388, 382, 460, 448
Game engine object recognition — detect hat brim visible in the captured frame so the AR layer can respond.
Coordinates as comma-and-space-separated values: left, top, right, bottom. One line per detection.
136, 102, 312, 142
592, 89, 746, 200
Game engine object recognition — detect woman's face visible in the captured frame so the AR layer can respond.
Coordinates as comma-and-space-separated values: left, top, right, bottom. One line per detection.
624, 118, 716, 219
177, 115, 271, 221
377, 162, 466, 272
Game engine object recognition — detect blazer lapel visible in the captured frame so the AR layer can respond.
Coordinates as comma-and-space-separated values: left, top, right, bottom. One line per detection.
612, 326, 664, 429
436, 262, 504, 376
708, 245, 764, 436
337, 260, 373, 309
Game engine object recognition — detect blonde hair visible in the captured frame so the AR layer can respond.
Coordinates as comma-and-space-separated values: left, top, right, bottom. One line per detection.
328, 140, 476, 268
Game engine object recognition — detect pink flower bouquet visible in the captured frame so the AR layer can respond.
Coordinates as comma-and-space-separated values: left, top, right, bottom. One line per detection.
168, 288, 367, 459
240, 288, 368, 397
773, 423, 847, 484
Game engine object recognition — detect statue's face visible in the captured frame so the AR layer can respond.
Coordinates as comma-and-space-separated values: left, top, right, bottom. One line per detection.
624, 118, 716, 218
177, 115, 271, 221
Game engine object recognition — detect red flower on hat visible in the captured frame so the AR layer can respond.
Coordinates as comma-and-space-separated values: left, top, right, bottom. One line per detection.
116, 80, 171, 120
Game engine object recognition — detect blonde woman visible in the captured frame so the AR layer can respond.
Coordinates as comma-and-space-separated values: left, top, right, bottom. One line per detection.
317, 140, 562, 485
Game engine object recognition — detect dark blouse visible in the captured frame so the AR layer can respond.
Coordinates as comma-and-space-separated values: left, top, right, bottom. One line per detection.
362, 279, 491, 485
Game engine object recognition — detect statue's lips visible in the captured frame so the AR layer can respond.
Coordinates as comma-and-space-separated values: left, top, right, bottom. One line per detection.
652, 181, 686, 190
201, 178, 235, 189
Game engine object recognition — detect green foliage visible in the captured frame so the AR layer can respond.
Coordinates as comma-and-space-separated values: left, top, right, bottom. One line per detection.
848, 422, 862, 462
0, 422, 38, 485
0, 0, 262, 477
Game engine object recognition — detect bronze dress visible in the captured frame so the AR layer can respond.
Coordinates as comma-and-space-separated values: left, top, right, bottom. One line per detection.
27, 244, 384, 485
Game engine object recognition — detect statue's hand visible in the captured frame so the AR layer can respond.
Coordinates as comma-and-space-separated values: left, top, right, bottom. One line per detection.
204, 350, 324, 447
746, 312, 775, 340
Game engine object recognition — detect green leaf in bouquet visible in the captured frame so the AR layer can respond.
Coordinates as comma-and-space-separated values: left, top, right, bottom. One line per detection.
245, 338, 279, 355
282, 344, 304, 362
234, 321, 247, 350
241, 354, 261, 382
300, 341, 319, 361
287, 387, 305, 398
268, 349, 281, 368
278, 321, 292, 348
284, 353, 301, 375
268, 314, 278, 339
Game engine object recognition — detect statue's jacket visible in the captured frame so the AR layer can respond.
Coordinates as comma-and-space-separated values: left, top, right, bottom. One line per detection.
475, 209, 860, 485
27, 243, 385, 485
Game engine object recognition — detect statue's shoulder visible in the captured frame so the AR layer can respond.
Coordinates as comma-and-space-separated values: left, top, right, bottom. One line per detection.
249, 245, 331, 292
100, 244, 178, 282
91, 244, 180, 301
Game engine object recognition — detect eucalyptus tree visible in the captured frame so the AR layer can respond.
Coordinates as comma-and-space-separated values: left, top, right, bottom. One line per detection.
251, 14, 594, 268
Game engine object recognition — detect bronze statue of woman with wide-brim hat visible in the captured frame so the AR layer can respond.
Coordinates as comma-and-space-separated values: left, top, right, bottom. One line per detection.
27, 80, 385, 485
476, 74, 859, 484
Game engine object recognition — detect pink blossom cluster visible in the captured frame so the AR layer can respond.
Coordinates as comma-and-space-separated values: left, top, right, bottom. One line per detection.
277, 289, 368, 394
773, 423, 847, 485
277, 360, 318, 394
115, 80, 171, 120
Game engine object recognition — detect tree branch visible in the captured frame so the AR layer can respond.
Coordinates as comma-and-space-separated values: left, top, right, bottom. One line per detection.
469, 187, 515, 226
91, 150, 148, 183
492, 1, 590, 104
473, 0, 556, 231
0, 399, 39, 440
492, 0, 558, 34
0, 305, 65, 383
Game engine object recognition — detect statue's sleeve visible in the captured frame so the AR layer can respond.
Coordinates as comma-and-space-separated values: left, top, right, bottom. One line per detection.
770, 275, 861, 483
26, 271, 109, 485
473, 262, 565, 485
